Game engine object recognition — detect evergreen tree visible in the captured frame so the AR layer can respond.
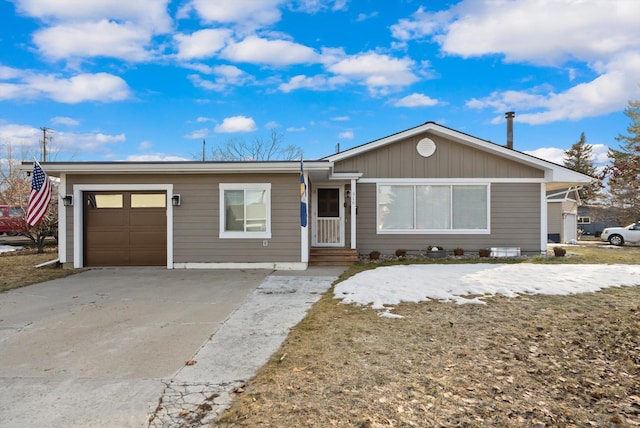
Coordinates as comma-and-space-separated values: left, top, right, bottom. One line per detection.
604, 100, 640, 224
563, 132, 602, 203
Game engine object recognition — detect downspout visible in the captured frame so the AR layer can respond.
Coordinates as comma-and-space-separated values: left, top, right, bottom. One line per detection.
58, 173, 67, 265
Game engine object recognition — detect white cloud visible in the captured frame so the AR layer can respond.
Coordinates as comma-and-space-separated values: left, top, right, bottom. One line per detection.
184, 128, 209, 139
292, 0, 349, 13
138, 141, 153, 150
394, 1, 640, 124
265, 121, 279, 129
286, 126, 306, 132
214, 116, 257, 133
0, 68, 131, 103
0, 124, 41, 146
395, 93, 439, 107
25, 73, 131, 103
328, 52, 419, 96
338, 130, 354, 139
524, 147, 566, 165
591, 144, 610, 166
14, 0, 173, 32
34, 20, 154, 61
188, 65, 251, 91
332, 116, 350, 121
186, 0, 284, 28
174, 28, 232, 60
51, 116, 79, 126
221, 36, 318, 66
196, 116, 215, 123
278, 74, 347, 92
0, 122, 126, 154
356, 11, 378, 22
471, 52, 640, 125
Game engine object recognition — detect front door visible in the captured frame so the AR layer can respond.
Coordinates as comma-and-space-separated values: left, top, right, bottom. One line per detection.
313, 186, 344, 247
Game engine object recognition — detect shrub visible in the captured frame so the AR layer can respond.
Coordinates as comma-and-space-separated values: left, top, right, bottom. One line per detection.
395, 249, 407, 258
427, 245, 444, 252
453, 248, 464, 256
478, 248, 491, 257
553, 246, 567, 257
369, 250, 381, 260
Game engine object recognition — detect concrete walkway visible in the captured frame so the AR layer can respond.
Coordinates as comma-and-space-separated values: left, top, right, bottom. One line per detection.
0, 267, 343, 427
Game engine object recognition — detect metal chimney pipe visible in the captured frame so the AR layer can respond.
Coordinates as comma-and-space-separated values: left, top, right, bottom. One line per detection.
505, 111, 515, 149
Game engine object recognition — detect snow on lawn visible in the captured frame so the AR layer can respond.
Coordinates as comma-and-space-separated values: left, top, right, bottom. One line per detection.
0, 245, 22, 254
334, 264, 640, 318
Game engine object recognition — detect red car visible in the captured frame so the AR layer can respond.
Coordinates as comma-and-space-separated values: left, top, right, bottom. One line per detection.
0, 205, 27, 235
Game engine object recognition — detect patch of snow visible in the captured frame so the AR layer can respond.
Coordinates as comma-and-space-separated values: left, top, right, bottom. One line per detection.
334, 264, 640, 316
0, 245, 23, 254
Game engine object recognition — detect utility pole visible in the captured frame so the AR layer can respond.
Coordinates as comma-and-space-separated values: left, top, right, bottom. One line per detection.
39, 127, 53, 162
202, 139, 206, 161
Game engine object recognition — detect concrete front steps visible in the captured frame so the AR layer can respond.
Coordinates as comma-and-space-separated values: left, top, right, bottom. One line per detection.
309, 248, 359, 266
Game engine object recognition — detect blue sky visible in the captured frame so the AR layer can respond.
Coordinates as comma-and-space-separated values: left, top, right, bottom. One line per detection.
1, 0, 639, 165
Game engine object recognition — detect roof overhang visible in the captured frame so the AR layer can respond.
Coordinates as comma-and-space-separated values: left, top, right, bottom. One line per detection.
20, 160, 332, 177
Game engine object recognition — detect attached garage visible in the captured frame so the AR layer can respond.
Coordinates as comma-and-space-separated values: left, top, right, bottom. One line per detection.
84, 191, 167, 266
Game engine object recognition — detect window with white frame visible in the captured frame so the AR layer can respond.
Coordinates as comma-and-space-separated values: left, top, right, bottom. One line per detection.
577, 216, 590, 224
377, 184, 489, 233
219, 183, 271, 238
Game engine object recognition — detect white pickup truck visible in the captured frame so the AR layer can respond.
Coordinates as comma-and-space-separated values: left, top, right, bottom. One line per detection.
601, 223, 640, 246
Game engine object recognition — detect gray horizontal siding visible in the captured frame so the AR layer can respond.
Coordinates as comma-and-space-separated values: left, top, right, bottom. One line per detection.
65, 173, 302, 265
355, 182, 542, 255
335, 132, 544, 179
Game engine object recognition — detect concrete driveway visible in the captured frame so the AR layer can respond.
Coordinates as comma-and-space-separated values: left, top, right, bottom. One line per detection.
0, 267, 342, 427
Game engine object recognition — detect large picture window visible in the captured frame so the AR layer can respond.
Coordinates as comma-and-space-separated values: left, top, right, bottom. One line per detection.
378, 184, 489, 233
220, 183, 271, 239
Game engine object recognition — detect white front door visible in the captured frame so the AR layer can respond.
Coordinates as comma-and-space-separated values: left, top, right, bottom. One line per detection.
313, 186, 344, 247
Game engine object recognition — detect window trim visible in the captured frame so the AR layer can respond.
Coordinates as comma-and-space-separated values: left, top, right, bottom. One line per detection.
219, 183, 272, 239
376, 182, 491, 234
577, 216, 591, 224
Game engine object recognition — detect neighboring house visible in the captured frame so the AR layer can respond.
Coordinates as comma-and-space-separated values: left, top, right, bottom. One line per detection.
577, 204, 621, 237
546, 188, 581, 243
26, 122, 592, 269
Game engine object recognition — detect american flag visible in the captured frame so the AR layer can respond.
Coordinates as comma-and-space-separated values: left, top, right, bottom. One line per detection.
26, 161, 52, 227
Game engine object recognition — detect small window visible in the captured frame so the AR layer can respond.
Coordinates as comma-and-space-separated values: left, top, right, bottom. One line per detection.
9, 207, 24, 217
220, 183, 271, 239
88, 194, 123, 208
131, 194, 166, 208
577, 216, 591, 224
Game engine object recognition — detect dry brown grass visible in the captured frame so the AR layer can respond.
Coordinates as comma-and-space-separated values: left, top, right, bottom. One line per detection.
218, 246, 640, 427
0, 245, 75, 292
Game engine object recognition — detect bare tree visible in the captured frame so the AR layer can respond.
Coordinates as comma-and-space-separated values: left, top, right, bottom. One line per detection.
1, 142, 59, 253
206, 130, 303, 161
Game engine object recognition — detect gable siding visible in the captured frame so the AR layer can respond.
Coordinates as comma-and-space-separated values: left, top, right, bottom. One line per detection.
334, 132, 544, 179
65, 173, 301, 265
355, 182, 541, 255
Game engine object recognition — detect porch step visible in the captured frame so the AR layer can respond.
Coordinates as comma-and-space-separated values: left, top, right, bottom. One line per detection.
309, 248, 359, 266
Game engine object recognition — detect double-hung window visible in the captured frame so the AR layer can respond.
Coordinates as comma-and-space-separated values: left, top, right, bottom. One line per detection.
219, 183, 271, 239
377, 183, 489, 233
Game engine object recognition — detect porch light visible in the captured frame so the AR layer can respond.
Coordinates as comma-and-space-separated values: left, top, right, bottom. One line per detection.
62, 195, 73, 206
171, 194, 181, 206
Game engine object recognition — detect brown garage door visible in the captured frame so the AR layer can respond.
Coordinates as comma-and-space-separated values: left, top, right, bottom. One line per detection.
84, 191, 167, 266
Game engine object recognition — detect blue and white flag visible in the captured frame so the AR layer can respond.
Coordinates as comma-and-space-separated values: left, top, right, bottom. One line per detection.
300, 160, 307, 227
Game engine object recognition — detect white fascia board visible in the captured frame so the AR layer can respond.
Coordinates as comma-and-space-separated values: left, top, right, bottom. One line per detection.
329, 171, 363, 180
20, 161, 331, 176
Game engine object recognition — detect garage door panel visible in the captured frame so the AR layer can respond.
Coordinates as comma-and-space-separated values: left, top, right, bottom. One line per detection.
130, 250, 166, 266
130, 231, 166, 248
129, 210, 165, 227
85, 250, 130, 266
84, 191, 167, 267
86, 230, 129, 247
